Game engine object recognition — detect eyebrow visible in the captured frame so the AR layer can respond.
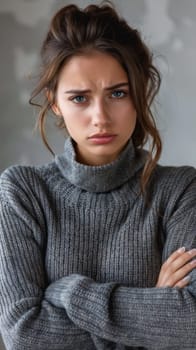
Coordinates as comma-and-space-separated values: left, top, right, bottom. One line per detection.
64, 82, 129, 94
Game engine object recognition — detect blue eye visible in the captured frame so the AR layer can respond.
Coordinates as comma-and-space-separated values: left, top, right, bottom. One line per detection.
111, 90, 127, 98
72, 95, 87, 103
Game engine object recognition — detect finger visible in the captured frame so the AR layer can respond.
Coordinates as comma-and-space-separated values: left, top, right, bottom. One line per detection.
156, 248, 196, 288
174, 259, 196, 280
165, 248, 196, 272
166, 259, 196, 286
174, 276, 191, 288
171, 250, 196, 272
166, 247, 186, 264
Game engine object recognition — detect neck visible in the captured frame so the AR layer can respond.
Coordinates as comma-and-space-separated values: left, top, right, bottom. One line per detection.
55, 137, 147, 193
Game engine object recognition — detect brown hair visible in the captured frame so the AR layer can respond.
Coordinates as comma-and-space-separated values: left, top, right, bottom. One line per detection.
29, 2, 162, 193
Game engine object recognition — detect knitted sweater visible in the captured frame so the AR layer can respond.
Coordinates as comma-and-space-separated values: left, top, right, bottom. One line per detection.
0, 137, 196, 350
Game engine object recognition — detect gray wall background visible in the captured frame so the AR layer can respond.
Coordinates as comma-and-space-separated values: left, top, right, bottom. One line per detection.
0, 0, 195, 349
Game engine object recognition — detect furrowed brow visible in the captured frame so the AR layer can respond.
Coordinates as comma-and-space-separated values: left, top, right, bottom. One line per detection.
64, 89, 91, 94
105, 82, 129, 91
64, 82, 129, 94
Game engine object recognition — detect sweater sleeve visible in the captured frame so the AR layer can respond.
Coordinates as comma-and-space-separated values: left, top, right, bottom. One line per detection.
0, 169, 93, 350
45, 173, 196, 349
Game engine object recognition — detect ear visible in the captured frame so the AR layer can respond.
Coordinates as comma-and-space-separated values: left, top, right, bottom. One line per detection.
45, 89, 61, 116
51, 103, 61, 116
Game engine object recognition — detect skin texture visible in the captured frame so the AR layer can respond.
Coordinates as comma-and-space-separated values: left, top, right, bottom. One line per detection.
52, 50, 137, 166
51, 50, 196, 288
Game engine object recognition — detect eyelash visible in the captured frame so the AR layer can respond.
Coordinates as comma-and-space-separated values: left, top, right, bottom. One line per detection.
111, 90, 128, 98
70, 90, 128, 104
71, 95, 86, 103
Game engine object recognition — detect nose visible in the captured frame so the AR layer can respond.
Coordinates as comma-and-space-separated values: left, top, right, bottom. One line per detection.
91, 99, 111, 127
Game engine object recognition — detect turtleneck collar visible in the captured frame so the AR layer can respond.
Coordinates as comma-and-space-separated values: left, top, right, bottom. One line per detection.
55, 137, 147, 193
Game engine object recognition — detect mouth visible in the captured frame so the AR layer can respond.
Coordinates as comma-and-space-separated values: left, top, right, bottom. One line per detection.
88, 133, 117, 145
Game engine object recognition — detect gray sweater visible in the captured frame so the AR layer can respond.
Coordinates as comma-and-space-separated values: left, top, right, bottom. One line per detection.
0, 137, 196, 350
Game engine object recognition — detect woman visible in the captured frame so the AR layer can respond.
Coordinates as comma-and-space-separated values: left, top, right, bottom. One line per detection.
0, 3, 196, 350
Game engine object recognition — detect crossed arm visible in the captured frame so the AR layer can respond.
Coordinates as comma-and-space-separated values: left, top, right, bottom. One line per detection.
44, 248, 196, 348
1, 170, 196, 349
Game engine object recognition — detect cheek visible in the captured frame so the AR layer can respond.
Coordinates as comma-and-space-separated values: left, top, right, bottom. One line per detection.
62, 120, 79, 141
62, 114, 87, 137
118, 104, 137, 125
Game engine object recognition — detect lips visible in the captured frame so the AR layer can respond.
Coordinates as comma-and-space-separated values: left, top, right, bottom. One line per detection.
89, 133, 116, 138
88, 133, 117, 145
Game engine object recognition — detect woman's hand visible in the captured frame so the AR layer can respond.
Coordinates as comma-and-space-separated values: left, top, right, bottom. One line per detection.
156, 247, 196, 288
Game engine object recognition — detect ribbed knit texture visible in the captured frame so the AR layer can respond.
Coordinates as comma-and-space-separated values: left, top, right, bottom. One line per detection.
0, 137, 196, 350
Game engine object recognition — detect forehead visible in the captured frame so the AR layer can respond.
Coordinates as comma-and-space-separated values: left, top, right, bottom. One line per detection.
57, 51, 128, 89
